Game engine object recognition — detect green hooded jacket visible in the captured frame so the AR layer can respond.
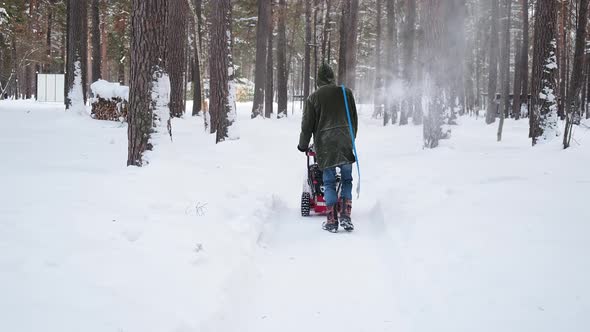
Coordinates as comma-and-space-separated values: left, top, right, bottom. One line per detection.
298, 64, 358, 170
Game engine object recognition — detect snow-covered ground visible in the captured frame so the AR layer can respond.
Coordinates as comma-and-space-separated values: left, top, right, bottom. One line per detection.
1, 99, 589, 332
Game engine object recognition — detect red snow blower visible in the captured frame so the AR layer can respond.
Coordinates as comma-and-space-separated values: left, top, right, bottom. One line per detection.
301, 145, 341, 217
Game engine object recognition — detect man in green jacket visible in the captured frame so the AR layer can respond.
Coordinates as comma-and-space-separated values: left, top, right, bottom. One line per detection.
297, 63, 358, 233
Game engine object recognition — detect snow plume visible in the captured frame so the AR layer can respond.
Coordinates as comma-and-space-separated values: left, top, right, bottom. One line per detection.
151, 66, 171, 144
67, 61, 86, 115
380, 79, 407, 107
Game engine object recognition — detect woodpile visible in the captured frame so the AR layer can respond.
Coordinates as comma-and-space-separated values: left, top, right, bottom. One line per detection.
90, 80, 129, 121
91, 97, 128, 121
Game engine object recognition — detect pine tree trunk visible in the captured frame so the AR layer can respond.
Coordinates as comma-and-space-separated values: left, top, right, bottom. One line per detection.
399, 0, 411, 126
25, 1, 35, 99
265, 3, 274, 119
374, 0, 383, 121
498, 0, 511, 141
304, 0, 312, 100
563, 0, 589, 148
190, 0, 202, 116
512, 37, 523, 119
413, 6, 424, 125
337, 0, 349, 85
447, 0, 466, 122
66, 0, 88, 109
91, 0, 101, 82
530, 0, 558, 145
500, 0, 511, 118
346, 0, 359, 89
587, 53, 590, 118
337, 0, 358, 88
210, 0, 234, 142
251, 0, 270, 118
195, 0, 206, 118
321, 0, 332, 64
100, 13, 108, 79
385, 0, 399, 125
521, 0, 529, 118
167, 0, 188, 118
486, 0, 500, 124
127, 0, 168, 166
277, 0, 288, 118
558, 0, 568, 119
46, 2, 53, 73
11, 38, 18, 97
401, 0, 416, 126
313, 0, 319, 87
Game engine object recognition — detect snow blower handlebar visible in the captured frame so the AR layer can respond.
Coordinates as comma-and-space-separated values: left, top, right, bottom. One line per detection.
305, 145, 316, 157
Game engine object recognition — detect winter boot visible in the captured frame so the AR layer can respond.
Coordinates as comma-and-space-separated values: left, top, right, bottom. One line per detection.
338, 199, 354, 232
322, 205, 339, 233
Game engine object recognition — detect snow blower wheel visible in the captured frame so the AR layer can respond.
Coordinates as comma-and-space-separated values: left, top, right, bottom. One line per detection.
301, 192, 311, 216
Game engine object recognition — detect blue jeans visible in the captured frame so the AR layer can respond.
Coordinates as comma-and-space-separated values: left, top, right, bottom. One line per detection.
322, 163, 353, 207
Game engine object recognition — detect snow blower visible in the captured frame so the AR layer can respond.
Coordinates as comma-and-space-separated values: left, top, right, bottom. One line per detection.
301, 145, 341, 217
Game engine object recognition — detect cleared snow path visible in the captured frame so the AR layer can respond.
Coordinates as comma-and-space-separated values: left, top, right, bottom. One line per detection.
201, 202, 406, 332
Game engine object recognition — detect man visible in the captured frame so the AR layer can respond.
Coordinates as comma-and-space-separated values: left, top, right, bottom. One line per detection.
297, 63, 358, 233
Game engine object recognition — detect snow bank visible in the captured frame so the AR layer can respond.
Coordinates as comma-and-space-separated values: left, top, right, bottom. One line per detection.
90, 79, 129, 101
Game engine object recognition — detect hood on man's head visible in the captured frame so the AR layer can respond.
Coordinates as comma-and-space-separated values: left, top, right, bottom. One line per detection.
317, 63, 335, 87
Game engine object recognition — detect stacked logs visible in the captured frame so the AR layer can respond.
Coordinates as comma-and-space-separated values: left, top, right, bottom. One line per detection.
90, 80, 129, 121
91, 97, 128, 121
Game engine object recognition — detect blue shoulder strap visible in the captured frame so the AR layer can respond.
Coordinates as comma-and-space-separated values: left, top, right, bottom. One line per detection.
341, 85, 361, 198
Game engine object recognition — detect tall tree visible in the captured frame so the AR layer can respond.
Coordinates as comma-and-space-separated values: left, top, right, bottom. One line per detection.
338, 0, 359, 88
587, 50, 590, 119
45, 0, 57, 73
501, 0, 511, 116
91, 0, 101, 82
558, 0, 569, 118
167, 0, 188, 118
374, 0, 383, 122
251, 0, 270, 118
304, 0, 311, 100
190, 0, 203, 117
209, 0, 235, 142
521, 0, 529, 117
24, 0, 36, 99
563, 0, 589, 148
277, 0, 288, 118
127, 0, 169, 166
530, 0, 558, 145
313, 0, 319, 84
65, 0, 88, 111
402, 0, 415, 126
498, 0, 511, 141
321, 0, 332, 63
486, 0, 500, 124
448, 0, 466, 122
512, 37, 523, 119
265, 1, 274, 118
512, 0, 527, 120
421, 0, 463, 148
383, 0, 399, 125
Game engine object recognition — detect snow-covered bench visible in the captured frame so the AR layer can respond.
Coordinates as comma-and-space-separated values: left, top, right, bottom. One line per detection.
90, 80, 129, 121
